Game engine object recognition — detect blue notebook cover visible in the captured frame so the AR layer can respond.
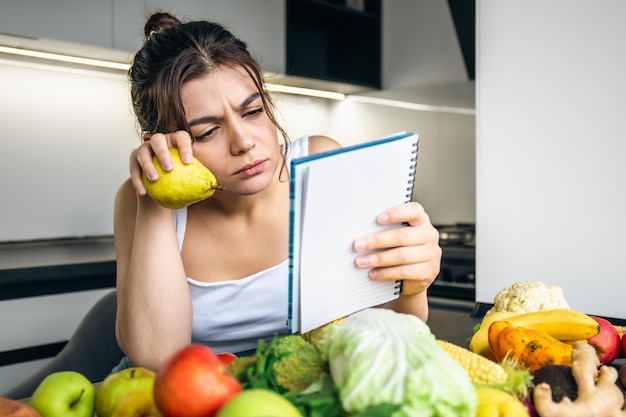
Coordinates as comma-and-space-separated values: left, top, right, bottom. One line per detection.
288, 131, 419, 334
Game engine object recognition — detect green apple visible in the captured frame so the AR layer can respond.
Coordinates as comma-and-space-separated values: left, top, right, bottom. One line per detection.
95, 367, 156, 417
29, 371, 95, 417
215, 389, 303, 417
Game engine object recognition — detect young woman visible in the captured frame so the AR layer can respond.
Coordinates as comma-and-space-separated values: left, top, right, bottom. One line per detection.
113, 12, 442, 371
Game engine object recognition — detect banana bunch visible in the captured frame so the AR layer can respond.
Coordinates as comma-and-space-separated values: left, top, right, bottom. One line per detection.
469, 308, 600, 361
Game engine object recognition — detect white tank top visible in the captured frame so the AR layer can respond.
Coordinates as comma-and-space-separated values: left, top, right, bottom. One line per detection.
173, 136, 309, 354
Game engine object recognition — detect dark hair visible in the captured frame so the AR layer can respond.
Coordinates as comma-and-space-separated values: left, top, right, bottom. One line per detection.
143, 12, 181, 40
129, 12, 289, 149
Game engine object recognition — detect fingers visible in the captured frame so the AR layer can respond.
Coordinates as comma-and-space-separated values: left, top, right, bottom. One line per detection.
355, 245, 442, 295
378, 201, 430, 227
352, 201, 442, 296
169, 131, 194, 164
353, 203, 439, 253
129, 131, 194, 195
129, 153, 147, 196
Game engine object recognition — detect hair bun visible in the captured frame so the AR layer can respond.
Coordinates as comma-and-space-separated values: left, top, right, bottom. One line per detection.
144, 12, 182, 40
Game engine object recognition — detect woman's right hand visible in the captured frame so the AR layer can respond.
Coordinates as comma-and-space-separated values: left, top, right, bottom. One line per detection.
129, 131, 195, 195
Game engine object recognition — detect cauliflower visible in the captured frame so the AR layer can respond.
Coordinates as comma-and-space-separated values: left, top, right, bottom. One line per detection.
486, 281, 570, 316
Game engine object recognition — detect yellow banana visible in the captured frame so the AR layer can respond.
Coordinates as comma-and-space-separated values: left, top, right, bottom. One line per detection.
502, 309, 599, 341
562, 339, 588, 346
474, 384, 530, 417
469, 309, 599, 360
469, 311, 519, 360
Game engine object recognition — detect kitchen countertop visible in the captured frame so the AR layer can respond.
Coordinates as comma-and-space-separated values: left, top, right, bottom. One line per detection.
427, 297, 480, 347
0, 237, 116, 300
0, 236, 115, 270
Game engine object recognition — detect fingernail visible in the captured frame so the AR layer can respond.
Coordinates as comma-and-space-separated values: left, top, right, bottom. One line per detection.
182, 153, 192, 164
162, 160, 173, 171
354, 239, 367, 251
356, 255, 369, 267
147, 169, 158, 181
377, 213, 390, 223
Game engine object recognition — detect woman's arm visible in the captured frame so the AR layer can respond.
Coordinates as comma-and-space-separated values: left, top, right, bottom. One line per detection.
114, 179, 193, 371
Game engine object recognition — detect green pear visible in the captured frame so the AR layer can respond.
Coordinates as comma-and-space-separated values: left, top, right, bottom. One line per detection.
29, 371, 95, 417
142, 148, 220, 209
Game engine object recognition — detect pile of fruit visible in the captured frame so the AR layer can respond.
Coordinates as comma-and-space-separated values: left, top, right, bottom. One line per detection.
1, 280, 626, 417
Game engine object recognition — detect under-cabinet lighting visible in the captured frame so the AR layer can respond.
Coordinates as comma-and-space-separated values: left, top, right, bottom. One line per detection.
0, 45, 131, 71
265, 83, 345, 100
346, 95, 476, 115
0, 44, 346, 101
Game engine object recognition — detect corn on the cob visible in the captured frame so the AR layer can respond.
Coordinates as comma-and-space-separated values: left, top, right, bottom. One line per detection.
436, 339, 508, 385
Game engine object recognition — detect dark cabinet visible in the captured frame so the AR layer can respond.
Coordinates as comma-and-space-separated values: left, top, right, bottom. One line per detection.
286, 0, 382, 89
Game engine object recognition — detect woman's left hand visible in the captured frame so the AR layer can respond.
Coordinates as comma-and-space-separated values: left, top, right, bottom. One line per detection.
353, 201, 442, 297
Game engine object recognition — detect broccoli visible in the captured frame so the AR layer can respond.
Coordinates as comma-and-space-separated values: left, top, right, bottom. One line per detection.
228, 334, 326, 394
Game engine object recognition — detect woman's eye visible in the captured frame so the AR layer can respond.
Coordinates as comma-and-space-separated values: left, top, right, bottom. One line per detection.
195, 127, 218, 141
245, 108, 263, 118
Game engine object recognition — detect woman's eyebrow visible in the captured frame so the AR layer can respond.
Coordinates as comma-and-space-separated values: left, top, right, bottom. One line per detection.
188, 92, 261, 127
239, 92, 261, 110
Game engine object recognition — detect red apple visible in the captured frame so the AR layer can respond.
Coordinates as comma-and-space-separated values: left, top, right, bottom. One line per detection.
217, 352, 238, 366
153, 344, 241, 417
621, 330, 626, 358
587, 316, 621, 365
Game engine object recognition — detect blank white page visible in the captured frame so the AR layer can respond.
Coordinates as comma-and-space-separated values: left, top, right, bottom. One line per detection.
289, 132, 419, 333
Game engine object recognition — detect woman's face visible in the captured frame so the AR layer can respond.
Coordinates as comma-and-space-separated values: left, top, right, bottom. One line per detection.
180, 65, 281, 196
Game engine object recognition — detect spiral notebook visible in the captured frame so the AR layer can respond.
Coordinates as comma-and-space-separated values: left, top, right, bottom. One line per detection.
288, 131, 419, 334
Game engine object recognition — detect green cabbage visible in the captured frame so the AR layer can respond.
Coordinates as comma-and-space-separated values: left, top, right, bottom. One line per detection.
321, 308, 477, 417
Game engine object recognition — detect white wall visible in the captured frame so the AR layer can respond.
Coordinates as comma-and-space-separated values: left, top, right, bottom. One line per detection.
326, 100, 475, 224
0, 59, 136, 241
476, 1, 626, 319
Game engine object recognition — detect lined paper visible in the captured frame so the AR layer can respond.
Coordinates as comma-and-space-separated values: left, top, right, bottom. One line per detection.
288, 132, 419, 333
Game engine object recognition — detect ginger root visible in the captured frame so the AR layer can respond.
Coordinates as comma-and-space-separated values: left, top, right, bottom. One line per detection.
533, 342, 626, 417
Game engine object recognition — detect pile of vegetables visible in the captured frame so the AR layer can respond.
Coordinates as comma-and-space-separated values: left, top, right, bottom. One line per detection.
226, 281, 626, 417
229, 308, 478, 417
467, 281, 626, 416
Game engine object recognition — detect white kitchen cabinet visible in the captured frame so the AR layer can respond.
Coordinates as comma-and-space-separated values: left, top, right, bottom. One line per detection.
0, 0, 113, 48
0, 0, 274, 54
112, 0, 219, 52
114, 0, 285, 73
203, 0, 285, 76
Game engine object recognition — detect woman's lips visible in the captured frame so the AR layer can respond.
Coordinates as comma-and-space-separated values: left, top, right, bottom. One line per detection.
235, 160, 266, 177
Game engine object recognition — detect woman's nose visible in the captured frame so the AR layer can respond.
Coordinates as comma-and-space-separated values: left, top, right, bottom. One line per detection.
229, 127, 255, 155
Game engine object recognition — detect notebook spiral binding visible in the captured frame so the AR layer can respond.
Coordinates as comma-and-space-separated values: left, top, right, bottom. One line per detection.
394, 280, 403, 295
397, 138, 418, 294
404, 141, 418, 202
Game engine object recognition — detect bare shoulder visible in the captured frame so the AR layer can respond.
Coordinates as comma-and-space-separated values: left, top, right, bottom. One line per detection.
308, 135, 342, 155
